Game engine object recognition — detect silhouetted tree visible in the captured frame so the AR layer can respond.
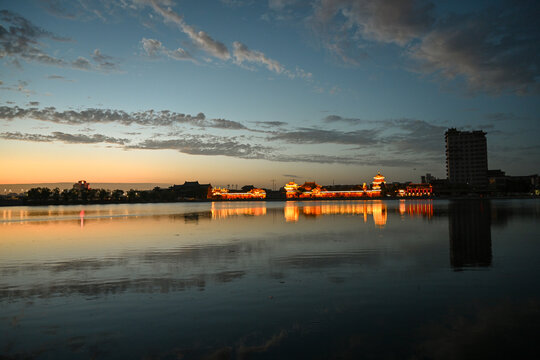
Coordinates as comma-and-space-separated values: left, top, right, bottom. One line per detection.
98, 189, 110, 201
111, 189, 124, 202
52, 187, 60, 203
61, 189, 70, 202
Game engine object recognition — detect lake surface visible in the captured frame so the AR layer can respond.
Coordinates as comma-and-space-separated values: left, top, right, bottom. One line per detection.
1, 199, 540, 359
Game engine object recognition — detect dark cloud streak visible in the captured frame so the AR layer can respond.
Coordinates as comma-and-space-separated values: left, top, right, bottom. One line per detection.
0, 105, 247, 130
0, 131, 129, 145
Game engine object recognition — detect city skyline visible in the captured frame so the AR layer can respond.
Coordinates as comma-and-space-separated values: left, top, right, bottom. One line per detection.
1, 0, 539, 187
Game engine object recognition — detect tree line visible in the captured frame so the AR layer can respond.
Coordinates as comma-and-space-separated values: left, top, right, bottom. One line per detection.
21, 186, 187, 205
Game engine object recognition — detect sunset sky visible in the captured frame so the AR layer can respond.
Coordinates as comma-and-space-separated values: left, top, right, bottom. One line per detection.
1, 0, 539, 187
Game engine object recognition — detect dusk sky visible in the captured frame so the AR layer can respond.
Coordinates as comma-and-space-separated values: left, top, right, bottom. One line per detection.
1, 0, 539, 187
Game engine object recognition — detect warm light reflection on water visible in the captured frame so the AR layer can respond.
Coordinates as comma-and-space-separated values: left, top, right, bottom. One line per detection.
1, 199, 539, 359
284, 201, 388, 227
211, 201, 267, 219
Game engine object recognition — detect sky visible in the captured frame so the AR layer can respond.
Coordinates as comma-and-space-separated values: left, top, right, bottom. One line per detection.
1, 0, 539, 188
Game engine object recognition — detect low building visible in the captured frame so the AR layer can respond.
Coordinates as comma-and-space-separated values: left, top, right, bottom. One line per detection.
488, 170, 539, 194
404, 183, 433, 197
170, 181, 212, 199
284, 172, 386, 199
73, 180, 90, 191
211, 187, 266, 200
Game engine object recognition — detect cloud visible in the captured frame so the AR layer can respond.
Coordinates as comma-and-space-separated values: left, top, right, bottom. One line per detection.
47, 74, 74, 82
314, 0, 434, 46
268, 0, 297, 11
0, 80, 35, 96
309, 0, 432, 65
254, 121, 288, 128
28, 101, 39, 106
409, 4, 540, 94
323, 114, 370, 125
0, 131, 129, 145
0, 10, 121, 72
141, 37, 195, 62
484, 113, 528, 122
268, 127, 380, 145
71, 56, 92, 70
269, 153, 420, 167
0, 10, 69, 67
233, 41, 284, 74
91, 48, 121, 71
127, 135, 271, 159
384, 118, 446, 155
0, 105, 248, 130
146, 0, 230, 60
220, 0, 251, 7
309, 1, 540, 94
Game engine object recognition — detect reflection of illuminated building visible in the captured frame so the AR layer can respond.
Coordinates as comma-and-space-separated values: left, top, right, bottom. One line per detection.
284, 173, 386, 199
284, 202, 300, 222
398, 200, 433, 218
449, 200, 492, 268
211, 187, 266, 200
283, 201, 387, 227
211, 203, 267, 219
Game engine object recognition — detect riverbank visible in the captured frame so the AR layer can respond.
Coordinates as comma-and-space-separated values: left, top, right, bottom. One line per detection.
1, 194, 538, 207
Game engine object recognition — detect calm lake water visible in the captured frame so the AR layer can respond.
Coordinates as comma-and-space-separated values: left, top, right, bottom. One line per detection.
1, 199, 540, 359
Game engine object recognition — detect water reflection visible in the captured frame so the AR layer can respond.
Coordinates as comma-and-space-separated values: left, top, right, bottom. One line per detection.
399, 199, 433, 218
448, 200, 492, 269
284, 201, 388, 227
211, 202, 267, 219
1, 200, 539, 359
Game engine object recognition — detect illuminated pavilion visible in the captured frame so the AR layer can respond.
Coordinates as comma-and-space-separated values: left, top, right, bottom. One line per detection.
211, 187, 266, 200
284, 172, 386, 199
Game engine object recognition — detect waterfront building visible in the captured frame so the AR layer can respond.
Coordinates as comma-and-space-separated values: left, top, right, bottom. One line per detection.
404, 183, 433, 196
284, 172, 386, 199
170, 181, 212, 199
488, 169, 539, 194
73, 180, 90, 191
211, 187, 266, 200
445, 128, 488, 187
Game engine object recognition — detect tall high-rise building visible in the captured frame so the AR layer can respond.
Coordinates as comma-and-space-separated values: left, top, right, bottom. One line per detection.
445, 128, 488, 186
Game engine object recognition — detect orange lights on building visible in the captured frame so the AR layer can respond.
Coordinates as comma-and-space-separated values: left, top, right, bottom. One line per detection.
372, 172, 386, 190
403, 183, 433, 197
73, 180, 90, 191
284, 173, 386, 199
211, 187, 266, 200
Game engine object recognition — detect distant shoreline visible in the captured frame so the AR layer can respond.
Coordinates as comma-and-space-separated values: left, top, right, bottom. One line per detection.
1, 195, 537, 207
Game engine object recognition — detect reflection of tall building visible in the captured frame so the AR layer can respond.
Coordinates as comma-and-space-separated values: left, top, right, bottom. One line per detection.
448, 200, 492, 268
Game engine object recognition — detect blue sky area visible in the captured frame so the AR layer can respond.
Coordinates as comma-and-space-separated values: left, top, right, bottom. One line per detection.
1, 0, 539, 186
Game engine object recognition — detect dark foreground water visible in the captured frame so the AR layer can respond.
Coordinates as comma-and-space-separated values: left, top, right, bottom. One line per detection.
1, 200, 540, 359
